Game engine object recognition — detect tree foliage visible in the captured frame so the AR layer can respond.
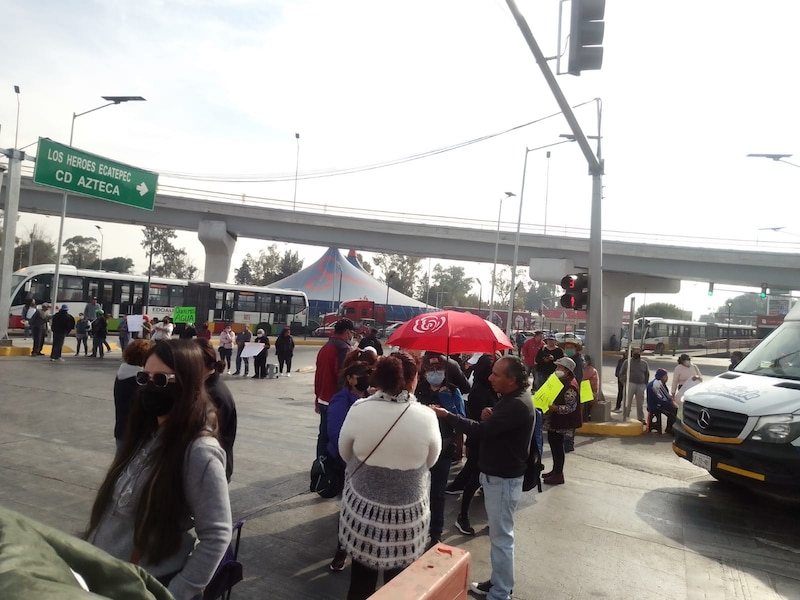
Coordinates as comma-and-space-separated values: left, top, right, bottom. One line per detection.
12, 225, 57, 269
356, 252, 374, 275
234, 244, 304, 285
63, 235, 99, 268
426, 264, 473, 307
525, 280, 560, 312
96, 257, 134, 273
372, 253, 421, 297
720, 294, 767, 316
494, 268, 529, 311
635, 303, 688, 319
141, 226, 197, 280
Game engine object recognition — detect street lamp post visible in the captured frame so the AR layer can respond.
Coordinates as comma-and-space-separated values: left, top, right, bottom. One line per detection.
385, 272, 396, 325
293, 132, 300, 210
51, 96, 145, 313
95, 225, 104, 271
746, 153, 800, 169
475, 278, 482, 311
489, 192, 516, 324
726, 299, 734, 356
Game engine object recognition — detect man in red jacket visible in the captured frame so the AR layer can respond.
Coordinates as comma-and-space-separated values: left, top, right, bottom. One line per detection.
314, 318, 356, 459
521, 331, 543, 381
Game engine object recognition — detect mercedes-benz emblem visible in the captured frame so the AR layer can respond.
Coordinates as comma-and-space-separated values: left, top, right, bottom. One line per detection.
697, 409, 711, 430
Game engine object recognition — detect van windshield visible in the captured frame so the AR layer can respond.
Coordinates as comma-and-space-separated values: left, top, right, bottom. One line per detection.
735, 322, 800, 381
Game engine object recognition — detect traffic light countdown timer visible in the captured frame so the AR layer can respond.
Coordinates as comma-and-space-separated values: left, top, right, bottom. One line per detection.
560, 274, 590, 310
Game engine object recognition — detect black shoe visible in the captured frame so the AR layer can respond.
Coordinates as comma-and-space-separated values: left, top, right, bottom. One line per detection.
329, 548, 347, 572
445, 486, 463, 496
470, 581, 492, 596
425, 536, 441, 551
233, 371, 240, 375
455, 515, 475, 536
251, 375, 259, 379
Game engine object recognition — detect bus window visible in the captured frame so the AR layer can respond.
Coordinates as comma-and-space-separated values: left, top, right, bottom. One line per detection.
237, 291, 256, 312
169, 285, 184, 307
27, 274, 52, 304
149, 283, 169, 307
256, 293, 272, 313
59, 276, 84, 302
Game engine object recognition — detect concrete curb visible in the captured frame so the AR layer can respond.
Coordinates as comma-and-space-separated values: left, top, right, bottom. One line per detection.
578, 419, 644, 436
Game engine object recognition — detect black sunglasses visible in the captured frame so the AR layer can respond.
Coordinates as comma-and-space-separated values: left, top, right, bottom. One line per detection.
135, 372, 177, 388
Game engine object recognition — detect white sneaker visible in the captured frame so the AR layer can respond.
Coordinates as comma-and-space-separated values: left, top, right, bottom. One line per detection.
286, 373, 291, 377
226, 370, 231, 375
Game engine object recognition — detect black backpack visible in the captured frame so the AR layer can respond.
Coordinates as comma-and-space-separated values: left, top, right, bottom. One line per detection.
310, 454, 344, 498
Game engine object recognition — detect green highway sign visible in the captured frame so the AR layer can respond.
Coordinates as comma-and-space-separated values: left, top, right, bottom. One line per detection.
33, 138, 158, 211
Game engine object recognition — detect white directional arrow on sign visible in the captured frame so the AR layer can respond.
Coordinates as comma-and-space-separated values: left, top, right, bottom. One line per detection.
136, 182, 149, 196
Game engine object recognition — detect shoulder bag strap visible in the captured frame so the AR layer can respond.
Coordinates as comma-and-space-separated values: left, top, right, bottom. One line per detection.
347, 402, 411, 481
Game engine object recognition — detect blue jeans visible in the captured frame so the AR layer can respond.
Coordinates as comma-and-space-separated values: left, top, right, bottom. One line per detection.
429, 445, 454, 540
479, 473, 523, 600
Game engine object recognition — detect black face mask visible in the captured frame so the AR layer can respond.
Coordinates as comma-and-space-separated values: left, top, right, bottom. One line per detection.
140, 384, 178, 417
354, 377, 370, 392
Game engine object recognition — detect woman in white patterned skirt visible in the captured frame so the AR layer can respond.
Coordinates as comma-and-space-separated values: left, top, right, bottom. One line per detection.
338, 351, 442, 600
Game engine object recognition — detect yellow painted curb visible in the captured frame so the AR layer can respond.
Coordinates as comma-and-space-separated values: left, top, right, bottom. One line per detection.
577, 420, 644, 437
0, 346, 33, 357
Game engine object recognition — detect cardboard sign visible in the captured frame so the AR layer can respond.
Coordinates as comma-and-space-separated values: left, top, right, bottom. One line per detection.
238, 342, 265, 359
532, 374, 564, 412
126, 314, 144, 334
580, 379, 594, 403
172, 306, 196, 324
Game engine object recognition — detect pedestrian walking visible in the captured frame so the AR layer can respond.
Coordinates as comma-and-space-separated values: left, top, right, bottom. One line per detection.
218, 323, 234, 374
275, 326, 295, 376
74, 313, 91, 356
89, 312, 108, 358
252, 329, 270, 379
314, 319, 356, 460
430, 356, 534, 600
118, 315, 131, 352
621, 349, 650, 423
30, 302, 50, 356
612, 352, 626, 411
49, 304, 75, 361
233, 327, 252, 376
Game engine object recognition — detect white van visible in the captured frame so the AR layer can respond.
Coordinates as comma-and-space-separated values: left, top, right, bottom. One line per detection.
672, 302, 800, 492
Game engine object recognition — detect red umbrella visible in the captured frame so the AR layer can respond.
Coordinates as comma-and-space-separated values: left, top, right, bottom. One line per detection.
386, 310, 513, 354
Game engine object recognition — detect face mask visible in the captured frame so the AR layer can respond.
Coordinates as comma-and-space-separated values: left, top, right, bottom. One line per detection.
354, 377, 370, 392
683, 360, 692, 367
555, 369, 566, 379
140, 384, 178, 417
565, 349, 576, 357
425, 371, 445, 386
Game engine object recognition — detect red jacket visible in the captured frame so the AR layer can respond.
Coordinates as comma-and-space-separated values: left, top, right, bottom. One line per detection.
521, 338, 543, 367
314, 337, 351, 408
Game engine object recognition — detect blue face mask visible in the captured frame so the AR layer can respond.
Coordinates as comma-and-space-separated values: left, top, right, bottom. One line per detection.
425, 370, 445, 386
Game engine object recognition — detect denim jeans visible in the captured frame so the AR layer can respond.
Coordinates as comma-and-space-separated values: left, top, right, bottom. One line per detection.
429, 445, 454, 540
624, 383, 647, 422
479, 473, 523, 600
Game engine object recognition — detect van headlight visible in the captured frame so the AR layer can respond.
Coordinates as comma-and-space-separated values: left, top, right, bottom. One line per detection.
748, 415, 800, 443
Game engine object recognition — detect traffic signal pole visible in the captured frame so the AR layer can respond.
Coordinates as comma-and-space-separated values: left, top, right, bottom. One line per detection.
504, 0, 605, 407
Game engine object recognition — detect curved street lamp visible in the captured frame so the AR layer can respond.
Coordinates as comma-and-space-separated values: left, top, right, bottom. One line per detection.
489, 192, 516, 324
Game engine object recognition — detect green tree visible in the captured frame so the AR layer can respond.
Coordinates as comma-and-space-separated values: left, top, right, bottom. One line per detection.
277, 249, 304, 280
427, 264, 473, 307
234, 244, 303, 285
63, 235, 99, 268
636, 303, 686, 319
13, 225, 57, 270
93, 256, 134, 273
721, 294, 767, 316
373, 254, 421, 297
494, 268, 529, 311
356, 252, 374, 275
141, 226, 197, 280
525, 280, 560, 313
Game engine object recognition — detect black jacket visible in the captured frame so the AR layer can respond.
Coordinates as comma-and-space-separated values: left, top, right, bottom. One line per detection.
207, 375, 238, 481
358, 335, 383, 355
445, 386, 534, 478
275, 333, 295, 356
51, 311, 75, 335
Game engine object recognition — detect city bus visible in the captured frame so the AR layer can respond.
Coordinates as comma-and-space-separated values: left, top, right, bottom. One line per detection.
621, 318, 708, 353
8, 264, 309, 334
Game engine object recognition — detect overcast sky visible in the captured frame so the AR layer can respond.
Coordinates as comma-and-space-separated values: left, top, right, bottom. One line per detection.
2, 0, 799, 319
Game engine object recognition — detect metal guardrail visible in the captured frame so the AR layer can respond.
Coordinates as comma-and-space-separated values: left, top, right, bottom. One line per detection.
4, 161, 800, 254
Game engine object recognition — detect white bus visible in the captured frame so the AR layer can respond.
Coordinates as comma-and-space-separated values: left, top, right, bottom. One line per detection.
9, 264, 309, 335
621, 317, 708, 353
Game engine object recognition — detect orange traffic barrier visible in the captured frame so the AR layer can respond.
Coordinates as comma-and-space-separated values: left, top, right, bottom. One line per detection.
370, 543, 470, 600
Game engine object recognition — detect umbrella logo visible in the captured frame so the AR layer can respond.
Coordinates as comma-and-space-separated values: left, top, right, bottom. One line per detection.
412, 315, 447, 334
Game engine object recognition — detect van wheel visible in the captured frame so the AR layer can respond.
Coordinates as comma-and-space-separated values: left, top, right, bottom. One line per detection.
656, 342, 665, 355
257, 322, 271, 336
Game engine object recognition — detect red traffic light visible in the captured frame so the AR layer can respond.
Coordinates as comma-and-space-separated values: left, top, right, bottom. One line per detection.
559, 273, 589, 310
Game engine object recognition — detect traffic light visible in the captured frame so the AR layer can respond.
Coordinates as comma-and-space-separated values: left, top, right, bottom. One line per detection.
567, 0, 606, 76
760, 283, 768, 298
560, 273, 589, 310
708, 282, 714, 296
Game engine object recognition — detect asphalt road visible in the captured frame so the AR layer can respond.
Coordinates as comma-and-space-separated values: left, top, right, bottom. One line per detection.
1, 342, 798, 599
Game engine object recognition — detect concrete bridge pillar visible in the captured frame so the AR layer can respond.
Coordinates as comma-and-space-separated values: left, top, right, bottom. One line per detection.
198, 220, 236, 282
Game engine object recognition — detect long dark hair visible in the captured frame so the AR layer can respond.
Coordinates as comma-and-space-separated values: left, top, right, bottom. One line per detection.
86, 340, 218, 563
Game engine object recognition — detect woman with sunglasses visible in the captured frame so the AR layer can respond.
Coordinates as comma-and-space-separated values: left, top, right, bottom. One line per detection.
86, 339, 232, 600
